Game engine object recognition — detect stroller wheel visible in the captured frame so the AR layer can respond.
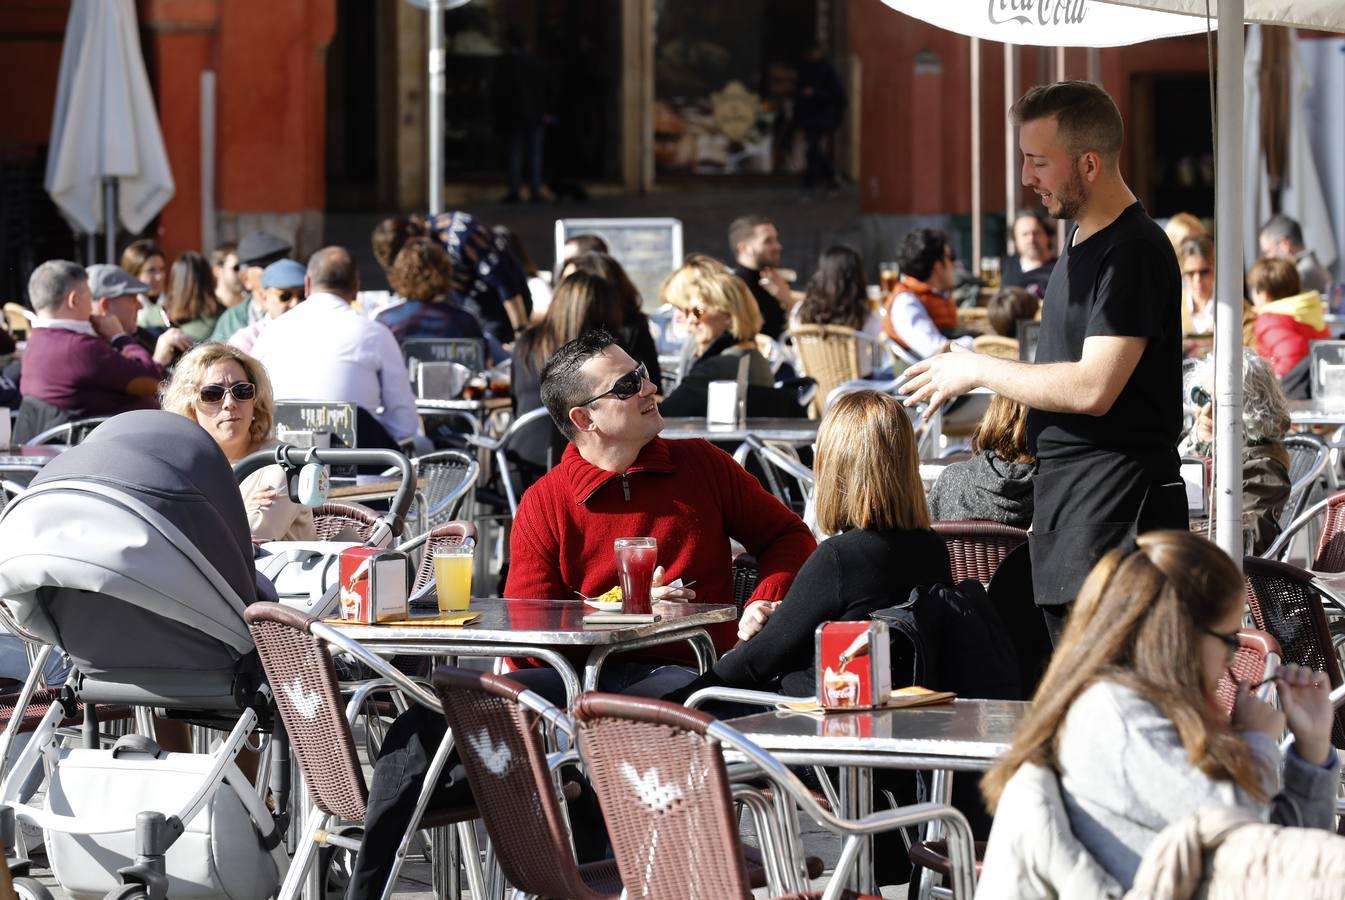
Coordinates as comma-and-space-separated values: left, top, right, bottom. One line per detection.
318, 844, 356, 898
100, 884, 148, 900
12, 877, 55, 900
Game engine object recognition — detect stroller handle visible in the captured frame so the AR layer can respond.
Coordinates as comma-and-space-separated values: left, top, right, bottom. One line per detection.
233, 446, 416, 537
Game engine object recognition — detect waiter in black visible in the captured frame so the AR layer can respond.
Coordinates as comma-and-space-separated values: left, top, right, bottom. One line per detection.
900, 80, 1186, 642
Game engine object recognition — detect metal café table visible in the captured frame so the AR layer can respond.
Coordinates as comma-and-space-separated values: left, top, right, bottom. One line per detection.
1288, 399, 1345, 427
659, 417, 820, 445
726, 699, 1029, 896
0, 445, 66, 468
329, 597, 736, 704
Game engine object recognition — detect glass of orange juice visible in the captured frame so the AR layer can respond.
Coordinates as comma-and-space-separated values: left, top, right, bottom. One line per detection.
433, 545, 474, 612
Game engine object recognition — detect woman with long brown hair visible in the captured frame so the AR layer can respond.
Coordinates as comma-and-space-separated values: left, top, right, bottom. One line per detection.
142, 251, 222, 344
978, 531, 1337, 893
927, 394, 1036, 526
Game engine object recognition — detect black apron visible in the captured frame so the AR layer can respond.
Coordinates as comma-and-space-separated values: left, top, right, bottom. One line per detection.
1029, 449, 1188, 608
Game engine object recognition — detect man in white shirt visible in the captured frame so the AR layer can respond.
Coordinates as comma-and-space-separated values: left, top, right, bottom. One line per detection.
882, 228, 974, 360
251, 246, 419, 447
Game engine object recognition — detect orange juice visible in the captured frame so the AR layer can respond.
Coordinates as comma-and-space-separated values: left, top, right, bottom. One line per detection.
433, 548, 474, 612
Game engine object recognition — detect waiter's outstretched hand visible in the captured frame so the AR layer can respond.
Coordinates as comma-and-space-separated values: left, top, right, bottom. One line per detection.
899, 349, 983, 414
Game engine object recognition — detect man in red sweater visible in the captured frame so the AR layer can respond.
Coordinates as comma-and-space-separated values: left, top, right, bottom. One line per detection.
507, 328, 816, 654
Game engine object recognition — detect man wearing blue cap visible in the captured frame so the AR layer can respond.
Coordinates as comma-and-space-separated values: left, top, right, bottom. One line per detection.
228, 259, 306, 353
209, 231, 292, 342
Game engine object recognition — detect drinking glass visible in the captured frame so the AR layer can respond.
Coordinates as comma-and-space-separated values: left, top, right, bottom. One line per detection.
614, 537, 658, 615
879, 261, 900, 294
433, 545, 474, 612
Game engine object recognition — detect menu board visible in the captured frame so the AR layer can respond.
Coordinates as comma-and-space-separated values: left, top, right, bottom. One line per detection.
555, 218, 684, 311
273, 400, 358, 449
401, 337, 486, 371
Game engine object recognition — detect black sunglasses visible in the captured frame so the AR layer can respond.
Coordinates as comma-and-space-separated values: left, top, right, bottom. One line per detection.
1203, 626, 1241, 658
198, 382, 256, 404
577, 363, 649, 407
1190, 385, 1212, 407
270, 288, 303, 303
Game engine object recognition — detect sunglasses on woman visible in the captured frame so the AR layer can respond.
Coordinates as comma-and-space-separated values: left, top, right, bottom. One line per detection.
577, 363, 649, 406
1189, 385, 1212, 408
198, 382, 256, 404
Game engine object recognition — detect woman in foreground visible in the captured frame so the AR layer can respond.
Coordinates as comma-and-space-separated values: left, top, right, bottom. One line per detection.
978, 530, 1338, 894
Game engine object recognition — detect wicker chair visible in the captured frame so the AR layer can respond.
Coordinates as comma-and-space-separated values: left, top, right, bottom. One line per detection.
573, 692, 977, 899
1280, 433, 1329, 533
1241, 557, 1345, 747
931, 521, 1029, 586
731, 553, 759, 614
789, 324, 879, 419
403, 521, 479, 594
1213, 629, 1282, 717
407, 449, 478, 536
244, 603, 485, 900
312, 501, 382, 542
970, 335, 1019, 360
22, 415, 111, 447
1266, 489, 1345, 570
430, 668, 622, 900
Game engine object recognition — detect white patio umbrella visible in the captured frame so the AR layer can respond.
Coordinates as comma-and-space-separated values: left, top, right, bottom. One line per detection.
44, 0, 174, 263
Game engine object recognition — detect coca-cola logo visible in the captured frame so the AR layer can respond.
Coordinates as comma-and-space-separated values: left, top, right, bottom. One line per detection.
988, 0, 1088, 27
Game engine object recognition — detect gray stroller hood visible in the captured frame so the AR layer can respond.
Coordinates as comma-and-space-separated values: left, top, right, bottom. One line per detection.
0, 411, 264, 709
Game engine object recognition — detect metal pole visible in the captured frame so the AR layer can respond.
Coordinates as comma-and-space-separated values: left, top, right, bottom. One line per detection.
103, 178, 116, 264
201, 71, 217, 255
1055, 47, 1068, 251
971, 37, 982, 275
1005, 42, 1018, 252
427, 0, 446, 215
1214, 0, 1245, 563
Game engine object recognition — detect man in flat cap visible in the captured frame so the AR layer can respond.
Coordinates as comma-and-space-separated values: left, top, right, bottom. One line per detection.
87, 264, 194, 366
209, 231, 292, 342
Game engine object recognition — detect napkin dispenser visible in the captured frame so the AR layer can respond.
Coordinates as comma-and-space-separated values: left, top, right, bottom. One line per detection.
815, 620, 890, 709
337, 547, 409, 623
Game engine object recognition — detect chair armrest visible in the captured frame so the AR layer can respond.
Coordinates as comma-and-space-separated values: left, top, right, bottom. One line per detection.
1264, 492, 1336, 560
463, 432, 502, 451
684, 686, 811, 711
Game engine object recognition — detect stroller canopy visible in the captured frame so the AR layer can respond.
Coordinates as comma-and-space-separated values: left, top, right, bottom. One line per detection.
0, 411, 261, 707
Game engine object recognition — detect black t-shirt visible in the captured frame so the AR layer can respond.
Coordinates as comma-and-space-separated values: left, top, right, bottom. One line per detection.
732, 264, 787, 339
1000, 254, 1056, 299
1025, 202, 1182, 463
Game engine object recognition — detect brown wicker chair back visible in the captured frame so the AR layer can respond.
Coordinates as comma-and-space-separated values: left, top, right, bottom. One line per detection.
573, 693, 753, 900
410, 521, 478, 592
244, 602, 368, 821
931, 520, 1029, 585
431, 667, 615, 900
1213, 629, 1282, 716
1312, 491, 1345, 573
789, 324, 865, 419
312, 501, 382, 542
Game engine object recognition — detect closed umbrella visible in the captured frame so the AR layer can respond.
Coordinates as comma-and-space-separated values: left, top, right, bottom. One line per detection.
44, 0, 174, 263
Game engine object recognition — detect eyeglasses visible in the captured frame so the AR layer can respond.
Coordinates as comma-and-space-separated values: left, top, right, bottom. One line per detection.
1190, 385, 1212, 408
577, 363, 649, 406
1183, 267, 1212, 279
685, 306, 710, 322
1203, 626, 1241, 659
198, 382, 256, 404
231, 264, 244, 273
269, 288, 303, 303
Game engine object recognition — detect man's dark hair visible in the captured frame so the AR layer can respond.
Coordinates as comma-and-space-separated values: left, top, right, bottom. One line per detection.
565, 233, 609, 257
728, 215, 774, 255
895, 228, 949, 282
210, 240, 238, 269
987, 287, 1039, 338
1178, 234, 1214, 263
1010, 80, 1123, 161
307, 246, 359, 295
1260, 214, 1304, 250
540, 329, 619, 440
1014, 208, 1050, 232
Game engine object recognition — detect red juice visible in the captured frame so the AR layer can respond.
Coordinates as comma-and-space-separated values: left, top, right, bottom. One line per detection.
616, 544, 658, 614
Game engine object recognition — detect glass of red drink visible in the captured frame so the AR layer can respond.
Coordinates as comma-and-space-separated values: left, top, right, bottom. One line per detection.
614, 537, 658, 615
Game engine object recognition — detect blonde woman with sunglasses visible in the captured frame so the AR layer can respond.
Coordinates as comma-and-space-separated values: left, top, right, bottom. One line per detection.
161, 342, 315, 541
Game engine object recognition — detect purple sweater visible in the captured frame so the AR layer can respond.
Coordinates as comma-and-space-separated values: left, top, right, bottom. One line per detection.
21, 326, 163, 416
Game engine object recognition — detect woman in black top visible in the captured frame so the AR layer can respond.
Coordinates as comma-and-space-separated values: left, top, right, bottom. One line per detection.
671, 389, 953, 698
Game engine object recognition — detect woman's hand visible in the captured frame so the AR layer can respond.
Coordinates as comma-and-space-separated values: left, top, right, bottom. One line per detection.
737, 600, 779, 642
243, 483, 277, 515
650, 566, 696, 603
1232, 680, 1286, 743
1275, 663, 1334, 766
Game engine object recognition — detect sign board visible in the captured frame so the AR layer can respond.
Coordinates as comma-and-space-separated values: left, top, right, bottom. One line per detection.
555, 218, 683, 311
274, 400, 358, 449
401, 337, 487, 371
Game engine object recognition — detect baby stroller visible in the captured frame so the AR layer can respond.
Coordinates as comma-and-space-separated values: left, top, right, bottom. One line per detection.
0, 411, 288, 900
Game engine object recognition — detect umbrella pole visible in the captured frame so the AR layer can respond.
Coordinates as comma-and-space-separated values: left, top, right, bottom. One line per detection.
1214, 0, 1245, 564
1005, 43, 1017, 252
971, 37, 982, 275
427, 0, 445, 216
103, 178, 116, 264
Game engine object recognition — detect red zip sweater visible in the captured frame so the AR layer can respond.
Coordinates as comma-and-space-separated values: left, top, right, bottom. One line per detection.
505, 436, 817, 654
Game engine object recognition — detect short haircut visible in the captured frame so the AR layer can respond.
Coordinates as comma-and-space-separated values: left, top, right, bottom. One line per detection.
1014, 208, 1050, 233
564, 233, 609, 257
540, 329, 620, 440
727, 215, 773, 255
1247, 256, 1301, 300
814, 390, 929, 533
28, 260, 88, 315
388, 237, 453, 301
1177, 234, 1214, 263
371, 215, 427, 272
895, 228, 949, 283
1259, 214, 1304, 250
986, 287, 1039, 338
160, 341, 275, 447
210, 240, 238, 269
120, 239, 164, 279
307, 246, 359, 294
1010, 80, 1124, 162
164, 251, 221, 324
660, 253, 762, 340
972, 395, 1035, 465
